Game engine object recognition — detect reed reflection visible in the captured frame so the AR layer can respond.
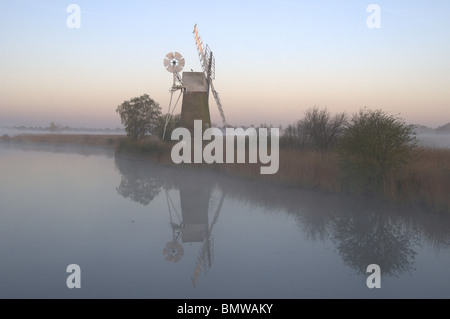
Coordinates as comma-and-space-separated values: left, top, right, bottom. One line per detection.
114, 156, 450, 282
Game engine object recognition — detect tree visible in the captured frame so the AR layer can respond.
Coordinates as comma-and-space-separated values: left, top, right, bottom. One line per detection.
154, 113, 181, 141
116, 94, 162, 140
302, 107, 347, 150
281, 121, 308, 150
281, 107, 347, 150
49, 121, 62, 132
337, 108, 417, 192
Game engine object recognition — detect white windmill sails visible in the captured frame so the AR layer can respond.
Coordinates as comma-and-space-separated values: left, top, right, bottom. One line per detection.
193, 24, 227, 128
164, 51, 185, 74
162, 51, 185, 140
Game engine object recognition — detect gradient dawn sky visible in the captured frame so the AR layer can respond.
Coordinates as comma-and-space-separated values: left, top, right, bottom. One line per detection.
1, 0, 449, 128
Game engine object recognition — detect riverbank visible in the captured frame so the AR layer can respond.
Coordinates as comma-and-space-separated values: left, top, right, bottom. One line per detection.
114, 136, 450, 213
2, 133, 449, 213
0, 133, 125, 148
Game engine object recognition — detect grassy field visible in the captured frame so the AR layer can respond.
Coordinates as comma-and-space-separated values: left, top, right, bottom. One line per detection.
2, 133, 449, 213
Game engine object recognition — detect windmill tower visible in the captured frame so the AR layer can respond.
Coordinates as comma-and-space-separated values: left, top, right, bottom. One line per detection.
162, 24, 226, 139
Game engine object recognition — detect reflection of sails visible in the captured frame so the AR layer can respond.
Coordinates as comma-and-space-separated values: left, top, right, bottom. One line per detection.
191, 190, 225, 287
163, 190, 184, 263
163, 180, 225, 287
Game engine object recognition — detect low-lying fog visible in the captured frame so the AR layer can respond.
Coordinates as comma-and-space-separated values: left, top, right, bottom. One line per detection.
2, 128, 450, 149
415, 133, 450, 149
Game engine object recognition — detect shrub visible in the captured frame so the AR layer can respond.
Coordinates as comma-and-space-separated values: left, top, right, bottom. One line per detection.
337, 108, 417, 193
281, 107, 347, 151
154, 113, 181, 141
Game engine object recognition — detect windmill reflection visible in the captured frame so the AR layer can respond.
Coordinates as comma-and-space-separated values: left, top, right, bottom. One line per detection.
163, 180, 225, 287
163, 190, 184, 263
115, 156, 225, 286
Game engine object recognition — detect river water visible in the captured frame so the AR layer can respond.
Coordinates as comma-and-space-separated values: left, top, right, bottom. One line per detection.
0, 143, 449, 298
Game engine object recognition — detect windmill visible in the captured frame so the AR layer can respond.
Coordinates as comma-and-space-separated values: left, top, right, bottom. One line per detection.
162, 52, 186, 140
162, 25, 227, 139
193, 24, 227, 128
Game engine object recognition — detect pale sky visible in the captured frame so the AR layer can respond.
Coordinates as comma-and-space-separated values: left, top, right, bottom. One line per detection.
1, 0, 449, 128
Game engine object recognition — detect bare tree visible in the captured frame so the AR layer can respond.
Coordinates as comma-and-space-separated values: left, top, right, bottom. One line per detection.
281, 107, 347, 150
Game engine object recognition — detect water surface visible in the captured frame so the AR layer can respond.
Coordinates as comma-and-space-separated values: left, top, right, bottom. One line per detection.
0, 144, 449, 298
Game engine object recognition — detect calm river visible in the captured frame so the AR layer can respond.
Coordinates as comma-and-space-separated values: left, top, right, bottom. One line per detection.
0, 143, 449, 298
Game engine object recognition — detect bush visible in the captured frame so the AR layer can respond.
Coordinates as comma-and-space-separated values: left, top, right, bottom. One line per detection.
281, 121, 308, 150
337, 108, 417, 193
116, 136, 166, 155
1, 134, 11, 142
281, 107, 347, 150
154, 113, 181, 141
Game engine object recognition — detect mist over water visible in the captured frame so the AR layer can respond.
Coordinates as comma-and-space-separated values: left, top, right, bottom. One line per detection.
416, 133, 450, 148
0, 127, 125, 137
0, 143, 449, 298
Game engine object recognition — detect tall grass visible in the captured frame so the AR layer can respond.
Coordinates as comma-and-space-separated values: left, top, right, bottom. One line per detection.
383, 148, 450, 212
215, 146, 450, 213
272, 150, 339, 191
